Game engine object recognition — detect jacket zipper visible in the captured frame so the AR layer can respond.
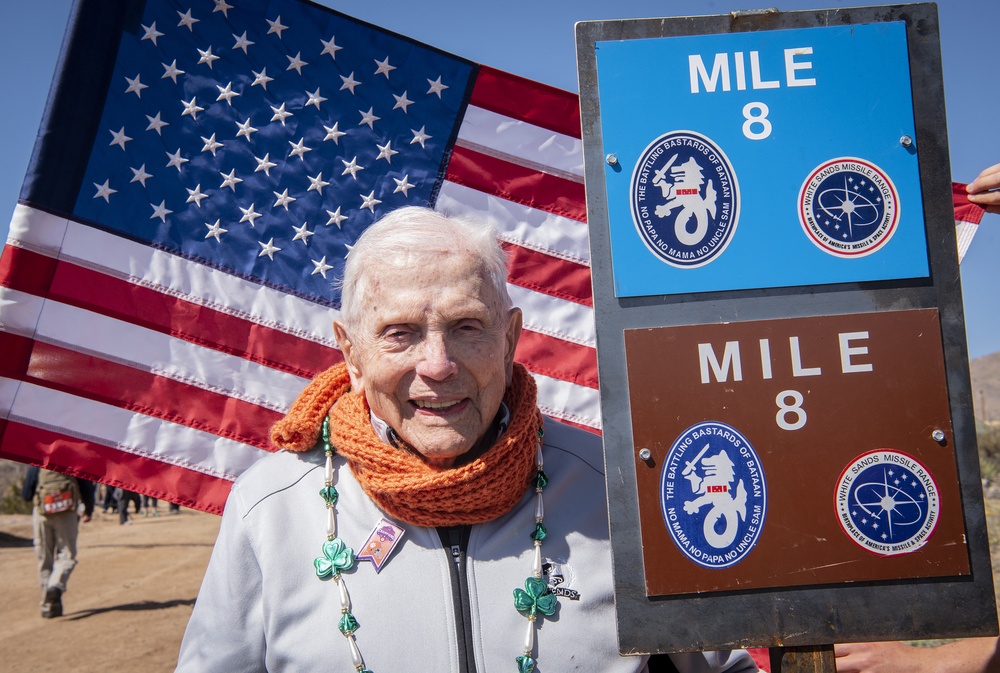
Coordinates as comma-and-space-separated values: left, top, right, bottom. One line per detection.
439, 526, 476, 673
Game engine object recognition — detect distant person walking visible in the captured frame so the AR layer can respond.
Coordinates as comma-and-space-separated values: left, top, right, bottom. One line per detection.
21, 466, 95, 618
116, 488, 141, 525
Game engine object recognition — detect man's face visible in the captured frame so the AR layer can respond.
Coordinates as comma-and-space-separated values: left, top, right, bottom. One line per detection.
334, 250, 521, 467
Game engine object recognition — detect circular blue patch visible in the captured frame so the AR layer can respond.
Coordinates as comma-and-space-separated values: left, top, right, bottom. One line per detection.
835, 450, 939, 555
629, 131, 740, 268
798, 158, 899, 257
659, 421, 766, 569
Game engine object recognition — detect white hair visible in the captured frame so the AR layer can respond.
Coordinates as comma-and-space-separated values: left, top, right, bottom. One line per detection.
338, 206, 512, 328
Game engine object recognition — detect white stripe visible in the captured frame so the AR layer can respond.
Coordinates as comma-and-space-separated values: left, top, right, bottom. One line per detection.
6, 379, 268, 480
436, 181, 591, 266
532, 372, 602, 430
8, 288, 308, 412
509, 284, 595, 348
10, 206, 341, 349
0, 376, 22, 420
955, 219, 978, 263
457, 105, 584, 179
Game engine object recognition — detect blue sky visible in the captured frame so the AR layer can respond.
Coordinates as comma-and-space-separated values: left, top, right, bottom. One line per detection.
1, 0, 998, 358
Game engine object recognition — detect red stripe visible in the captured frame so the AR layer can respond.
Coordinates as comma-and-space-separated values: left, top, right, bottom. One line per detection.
0, 331, 34, 380
953, 182, 985, 225
471, 66, 581, 140
4, 247, 343, 380
446, 145, 586, 223
503, 242, 593, 307
0, 420, 232, 514
0, 243, 57, 296
516, 329, 598, 390
23, 340, 281, 450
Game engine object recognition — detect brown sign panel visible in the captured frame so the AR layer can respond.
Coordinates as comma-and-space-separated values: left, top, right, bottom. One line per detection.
625, 308, 968, 596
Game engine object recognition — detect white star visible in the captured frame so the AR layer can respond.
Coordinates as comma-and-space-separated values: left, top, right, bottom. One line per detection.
311, 256, 333, 278
360, 191, 382, 212
326, 207, 347, 228
254, 153, 277, 176
232, 31, 254, 53
286, 52, 308, 74
292, 222, 314, 245
205, 220, 227, 241
358, 107, 380, 130
109, 127, 132, 150
150, 200, 173, 222
410, 126, 431, 148
219, 169, 243, 191
267, 15, 287, 38
376, 141, 398, 163
240, 203, 263, 225
197, 46, 220, 69
93, 180, 117, 203
323, 122, 346, 144
216, 82, 239, 104
258, 238, 281, 260
340, 72, 360, 94
252, 68, 273, 90
145, 112, 168, 135
305, 88, 327, 109
273, 189, 296, 210
182, 97, 204, 120
320, 36, 342, 59
130, 164, 153, 187
341, 156, 363, 179
393, 175, 415, 196
289, 138, 312, 160
186, 184, 208, 207
177, 9, 199, 31
162, 60, 185, 83
374, 56, 396, 79
125, 74, 148, 98
270, 103, 293, 125
307, 173, 330, 195
213, 0, 233, 17
236, 118, 258, 140
141, 22, 164, 46
426, 76, 448, 98
392, 91, 413, 113
165, 148, 188, 171
201, 133, 224, 156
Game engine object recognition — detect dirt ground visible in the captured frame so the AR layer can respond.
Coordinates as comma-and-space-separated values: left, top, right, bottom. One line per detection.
1, 498, 998, 672
0, 505, 219, 673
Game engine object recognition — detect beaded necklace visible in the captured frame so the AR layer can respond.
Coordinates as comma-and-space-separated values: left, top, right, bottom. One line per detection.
313, 415, 553, 673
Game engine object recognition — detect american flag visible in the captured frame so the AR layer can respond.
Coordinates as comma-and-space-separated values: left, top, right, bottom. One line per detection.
0, 0, 595, 514
953, 182, 986, 262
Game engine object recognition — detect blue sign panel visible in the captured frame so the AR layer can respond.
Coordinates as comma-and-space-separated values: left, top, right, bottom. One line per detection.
596, 22, 927, 297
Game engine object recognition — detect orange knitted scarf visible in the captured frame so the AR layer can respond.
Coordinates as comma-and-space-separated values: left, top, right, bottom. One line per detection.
270, 362, 543, 527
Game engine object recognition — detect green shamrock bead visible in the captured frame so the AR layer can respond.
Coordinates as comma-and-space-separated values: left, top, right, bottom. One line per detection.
320, 484, 339, 505
338, 611, 359, 635
313, 537, 355, 579
531, 522, 547, 542
533, 470, 548, 490
517, 654, 536, 673
513, 576, 557, 617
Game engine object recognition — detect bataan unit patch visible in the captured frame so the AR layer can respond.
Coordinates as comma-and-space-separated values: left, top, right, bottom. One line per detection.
629, 131, 740, 268
798, 157, 900, 258
659, 421, 766, 569
835, 450, 940, 556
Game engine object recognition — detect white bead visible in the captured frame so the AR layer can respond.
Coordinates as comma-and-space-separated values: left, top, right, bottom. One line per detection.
533, 541, 543, 576
524, 617, 535, 652
536, 443, 544, 469
534, 492, 544, 521
337, 575, 351, 611
325, 455, 334, 483
327, 507, 336, 538
349, 635, 364, 668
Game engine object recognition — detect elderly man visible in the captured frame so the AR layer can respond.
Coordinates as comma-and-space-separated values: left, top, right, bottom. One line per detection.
176, 206, 757, 673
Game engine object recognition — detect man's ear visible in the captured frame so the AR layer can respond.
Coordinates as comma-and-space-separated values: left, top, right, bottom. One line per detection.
333, 320, 364, 391
504, 307, 523, 384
